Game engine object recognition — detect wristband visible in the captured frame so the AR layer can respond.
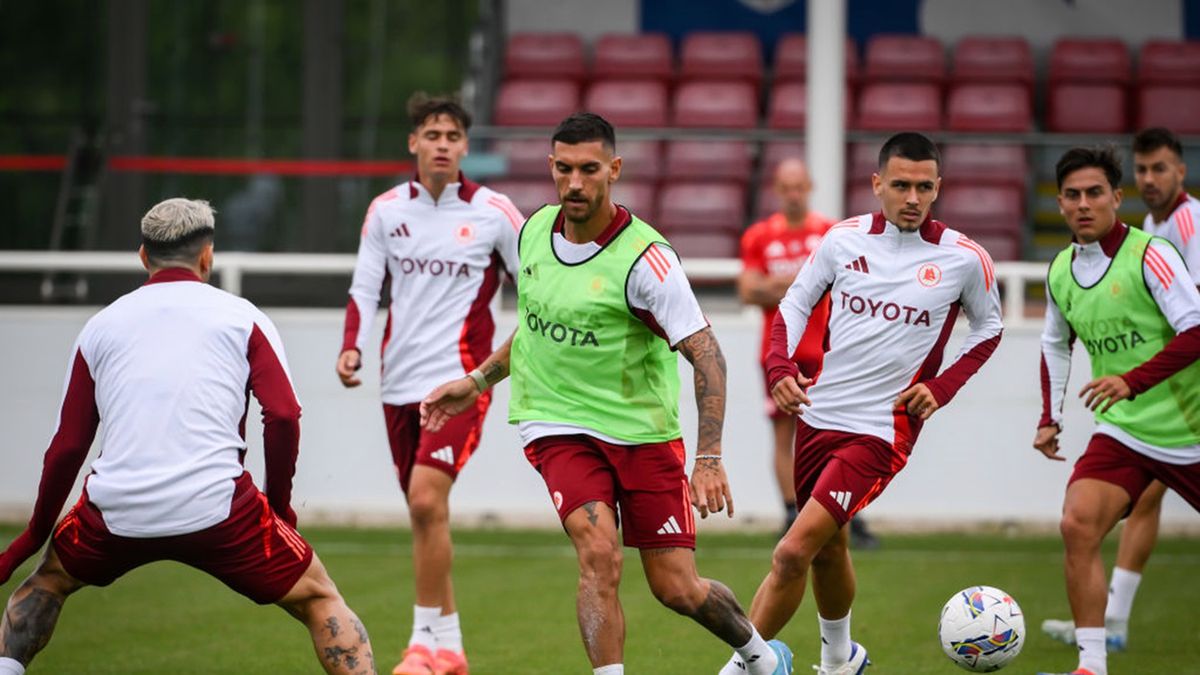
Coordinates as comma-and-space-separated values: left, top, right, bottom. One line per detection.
694, 454, 722, 460
468, 368, 489, 393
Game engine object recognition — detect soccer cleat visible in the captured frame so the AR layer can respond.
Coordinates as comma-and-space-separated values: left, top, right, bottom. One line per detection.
1040, 618, 1128, 652
392, 644, 436, 675
433, 648, 469, 675
768, 638, 794, 674
812, 641, 870, 675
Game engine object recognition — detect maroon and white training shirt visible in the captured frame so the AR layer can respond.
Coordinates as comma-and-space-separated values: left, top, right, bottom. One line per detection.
343, 174, 522, 405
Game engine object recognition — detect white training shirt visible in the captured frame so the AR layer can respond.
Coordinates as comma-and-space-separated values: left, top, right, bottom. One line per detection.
1040, 224, 1200, 463
71, 273, 301, 537
345, 176, 522, 405
1143, 192, 1200, 285
775, 213, 1004, 451
518, 216, 709, 446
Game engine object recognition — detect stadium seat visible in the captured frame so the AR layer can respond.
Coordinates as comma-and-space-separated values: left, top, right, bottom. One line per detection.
936, 185, 1024, 236
665, 140, 753, 184
613, 139, 665, 181
492, 138, 551, 178
941, 144, 1027, 189
1137, 40, 1200, 85
583, 80, 669, 127
1045, 83, 1127, 133
762, 140, 806, 175
856, 83, 942, 131
847, 142, 879, 181
959, 232, 1021, 261
672, 82, 758, 128
663, 231, 740, 259
504, 33, 586, 81
1137, 85, 1200, 134
612, 182, 658, 223
592, 33, 674, 82
494, 80, 580, 127
658, 181, 747, 234
773, 34, 859, 83
483, 179, 558, 217
863, 34, 946, 84
767, 82, 853, 129
951, 36, 1033, 87
946, 84, 1031, 132
845, 184, 877, 217
1048, 38, 1131, 85
755, 183, 780, 221
679, 32, 763, 86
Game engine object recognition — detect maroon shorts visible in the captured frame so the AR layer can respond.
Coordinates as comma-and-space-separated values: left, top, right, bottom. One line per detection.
384, 391, 490, 493
793, 420, 908, 527
525, 435, 695, 549
52, 472, 313, 604
1071, 433, 1200, 512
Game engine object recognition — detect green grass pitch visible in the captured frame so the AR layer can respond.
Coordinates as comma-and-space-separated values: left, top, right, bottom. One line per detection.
0, 526, 1196, 673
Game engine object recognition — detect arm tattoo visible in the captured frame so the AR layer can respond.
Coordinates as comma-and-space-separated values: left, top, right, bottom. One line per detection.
482, 360, 508, 386
677, 328, 727, 454
324, 616, 340, 638
1, 587, 64, 665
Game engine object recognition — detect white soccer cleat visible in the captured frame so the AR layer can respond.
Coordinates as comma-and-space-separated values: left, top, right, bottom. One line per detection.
811, 641, 869, 675
1040, 618, 1127, 652
1040, 618, 1078, 645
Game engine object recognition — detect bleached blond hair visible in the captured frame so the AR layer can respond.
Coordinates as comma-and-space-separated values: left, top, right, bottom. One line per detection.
140, 198, 215, 264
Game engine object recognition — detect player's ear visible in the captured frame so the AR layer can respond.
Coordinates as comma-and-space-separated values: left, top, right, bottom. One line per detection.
138, 245, 150, 272
609, 155, 622, 183
871, 172, 882, 197
407, 132, 418, 156
1112, 186, 1122, 210
931, 176, 941, 202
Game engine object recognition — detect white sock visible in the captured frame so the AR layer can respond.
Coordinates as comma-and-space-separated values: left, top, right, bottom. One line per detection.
0, 657, 25, 675
718, 653, 745, 675
1076, 626, 1107, 675
593, 665, 623, 675
819, 611, 852, 667
734, 627, 779, 675
409, 604, 440, 650
434, 611, 463, 653
1105, 567, 1141, 623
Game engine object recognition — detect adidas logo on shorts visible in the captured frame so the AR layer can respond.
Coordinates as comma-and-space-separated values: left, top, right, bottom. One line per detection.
829, 490, 853, 512
657, 516, 683, 535
431, 445, 454, 465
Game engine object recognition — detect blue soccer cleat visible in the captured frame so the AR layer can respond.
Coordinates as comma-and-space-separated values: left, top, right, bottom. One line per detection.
767, 638, 793, 674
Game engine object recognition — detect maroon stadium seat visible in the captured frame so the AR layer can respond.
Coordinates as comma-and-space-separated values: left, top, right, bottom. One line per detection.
936, 185, 1024, 236
592, 33, 674, 82
1046, 83, 1127, 133
951, 36, 1033, 86
773, 34, 859, 83
492, 138, 551, 178
679, 32, 763, 86
856, 83, 942, 131
762, 140, 806, 173
584, 80, 669, 127
504, 33, 586, 81
665, 140, 753, 184
672, 82, 758, 128
658, 181, 747, 234
1138, 40, 1200, 85
663, 231, 740, 259
863, 35, 945, 84
484, 179, 558, 217
1048, 38, 1131, 85
941, 144, 1027, 189
754, 183, 783, 221
612, 182, 659, 223
946, 84, 1031, 132
614, 139, 665, 181
1137, 85, 1200, 134
847, 142, 879, 182
767, 82, 853, 129
494, 80, 580, 127
959, 233, 1020, 261
845, 184, 877, 217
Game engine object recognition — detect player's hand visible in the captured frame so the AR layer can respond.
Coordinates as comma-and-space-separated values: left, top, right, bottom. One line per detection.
1079, 375, 1132, 413
420, 377, 480, 432
770, 374, 812, 416
1033, 425, 1065, 461
689, 452, 734, 519
894, 383, 939, 420
336, 349, 362, 388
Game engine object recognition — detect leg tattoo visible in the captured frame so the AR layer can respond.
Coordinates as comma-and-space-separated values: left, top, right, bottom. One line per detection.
692, 580, 753, 647
1, 587, 65, 665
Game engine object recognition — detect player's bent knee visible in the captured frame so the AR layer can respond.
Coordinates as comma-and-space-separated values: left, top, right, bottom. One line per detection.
278, 555, 342, 614
407, 490, 449, 526
576, 541, 622, 582
771, 536, 816, 579
1059, 509, 1105, 546
649, 578, 700, 615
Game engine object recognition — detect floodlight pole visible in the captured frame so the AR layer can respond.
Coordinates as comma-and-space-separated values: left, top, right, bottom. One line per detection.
806, 0, 847, 221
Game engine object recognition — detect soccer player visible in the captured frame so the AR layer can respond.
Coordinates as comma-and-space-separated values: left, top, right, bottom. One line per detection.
1041, 127, 1200, 653
421, 113, 793, 675
336, 93, 521, 675
0, 199, 375, 675
721, 132, 1003, 675
1033, 146, 1200, 675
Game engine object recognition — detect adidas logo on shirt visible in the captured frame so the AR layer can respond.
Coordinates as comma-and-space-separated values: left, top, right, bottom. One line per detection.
844, 255, 870, 273
829, 490, 853, 512
657, 515, 684, 535
431, 445, 455, 465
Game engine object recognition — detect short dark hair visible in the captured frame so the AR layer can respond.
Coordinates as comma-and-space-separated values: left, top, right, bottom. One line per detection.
551, 112, 616, 152
878, 132, 941, 172
407, 92, 471, 130
1132, 127, 1183, 159
1055, 146, 1122, 190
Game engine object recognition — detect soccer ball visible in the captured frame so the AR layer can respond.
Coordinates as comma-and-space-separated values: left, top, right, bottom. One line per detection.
938, 585, 1025, 672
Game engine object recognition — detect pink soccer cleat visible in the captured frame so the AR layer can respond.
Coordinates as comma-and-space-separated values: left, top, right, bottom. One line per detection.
393, 644, 436, 675
433, 648, 469, 675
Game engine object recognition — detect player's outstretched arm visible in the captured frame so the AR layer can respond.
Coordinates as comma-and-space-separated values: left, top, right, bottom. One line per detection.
676, 327, 733, 519
420, 331, 514, 432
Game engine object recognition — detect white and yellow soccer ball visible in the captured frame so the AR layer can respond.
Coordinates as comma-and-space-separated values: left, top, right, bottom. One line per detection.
938, 585, 1025, 672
